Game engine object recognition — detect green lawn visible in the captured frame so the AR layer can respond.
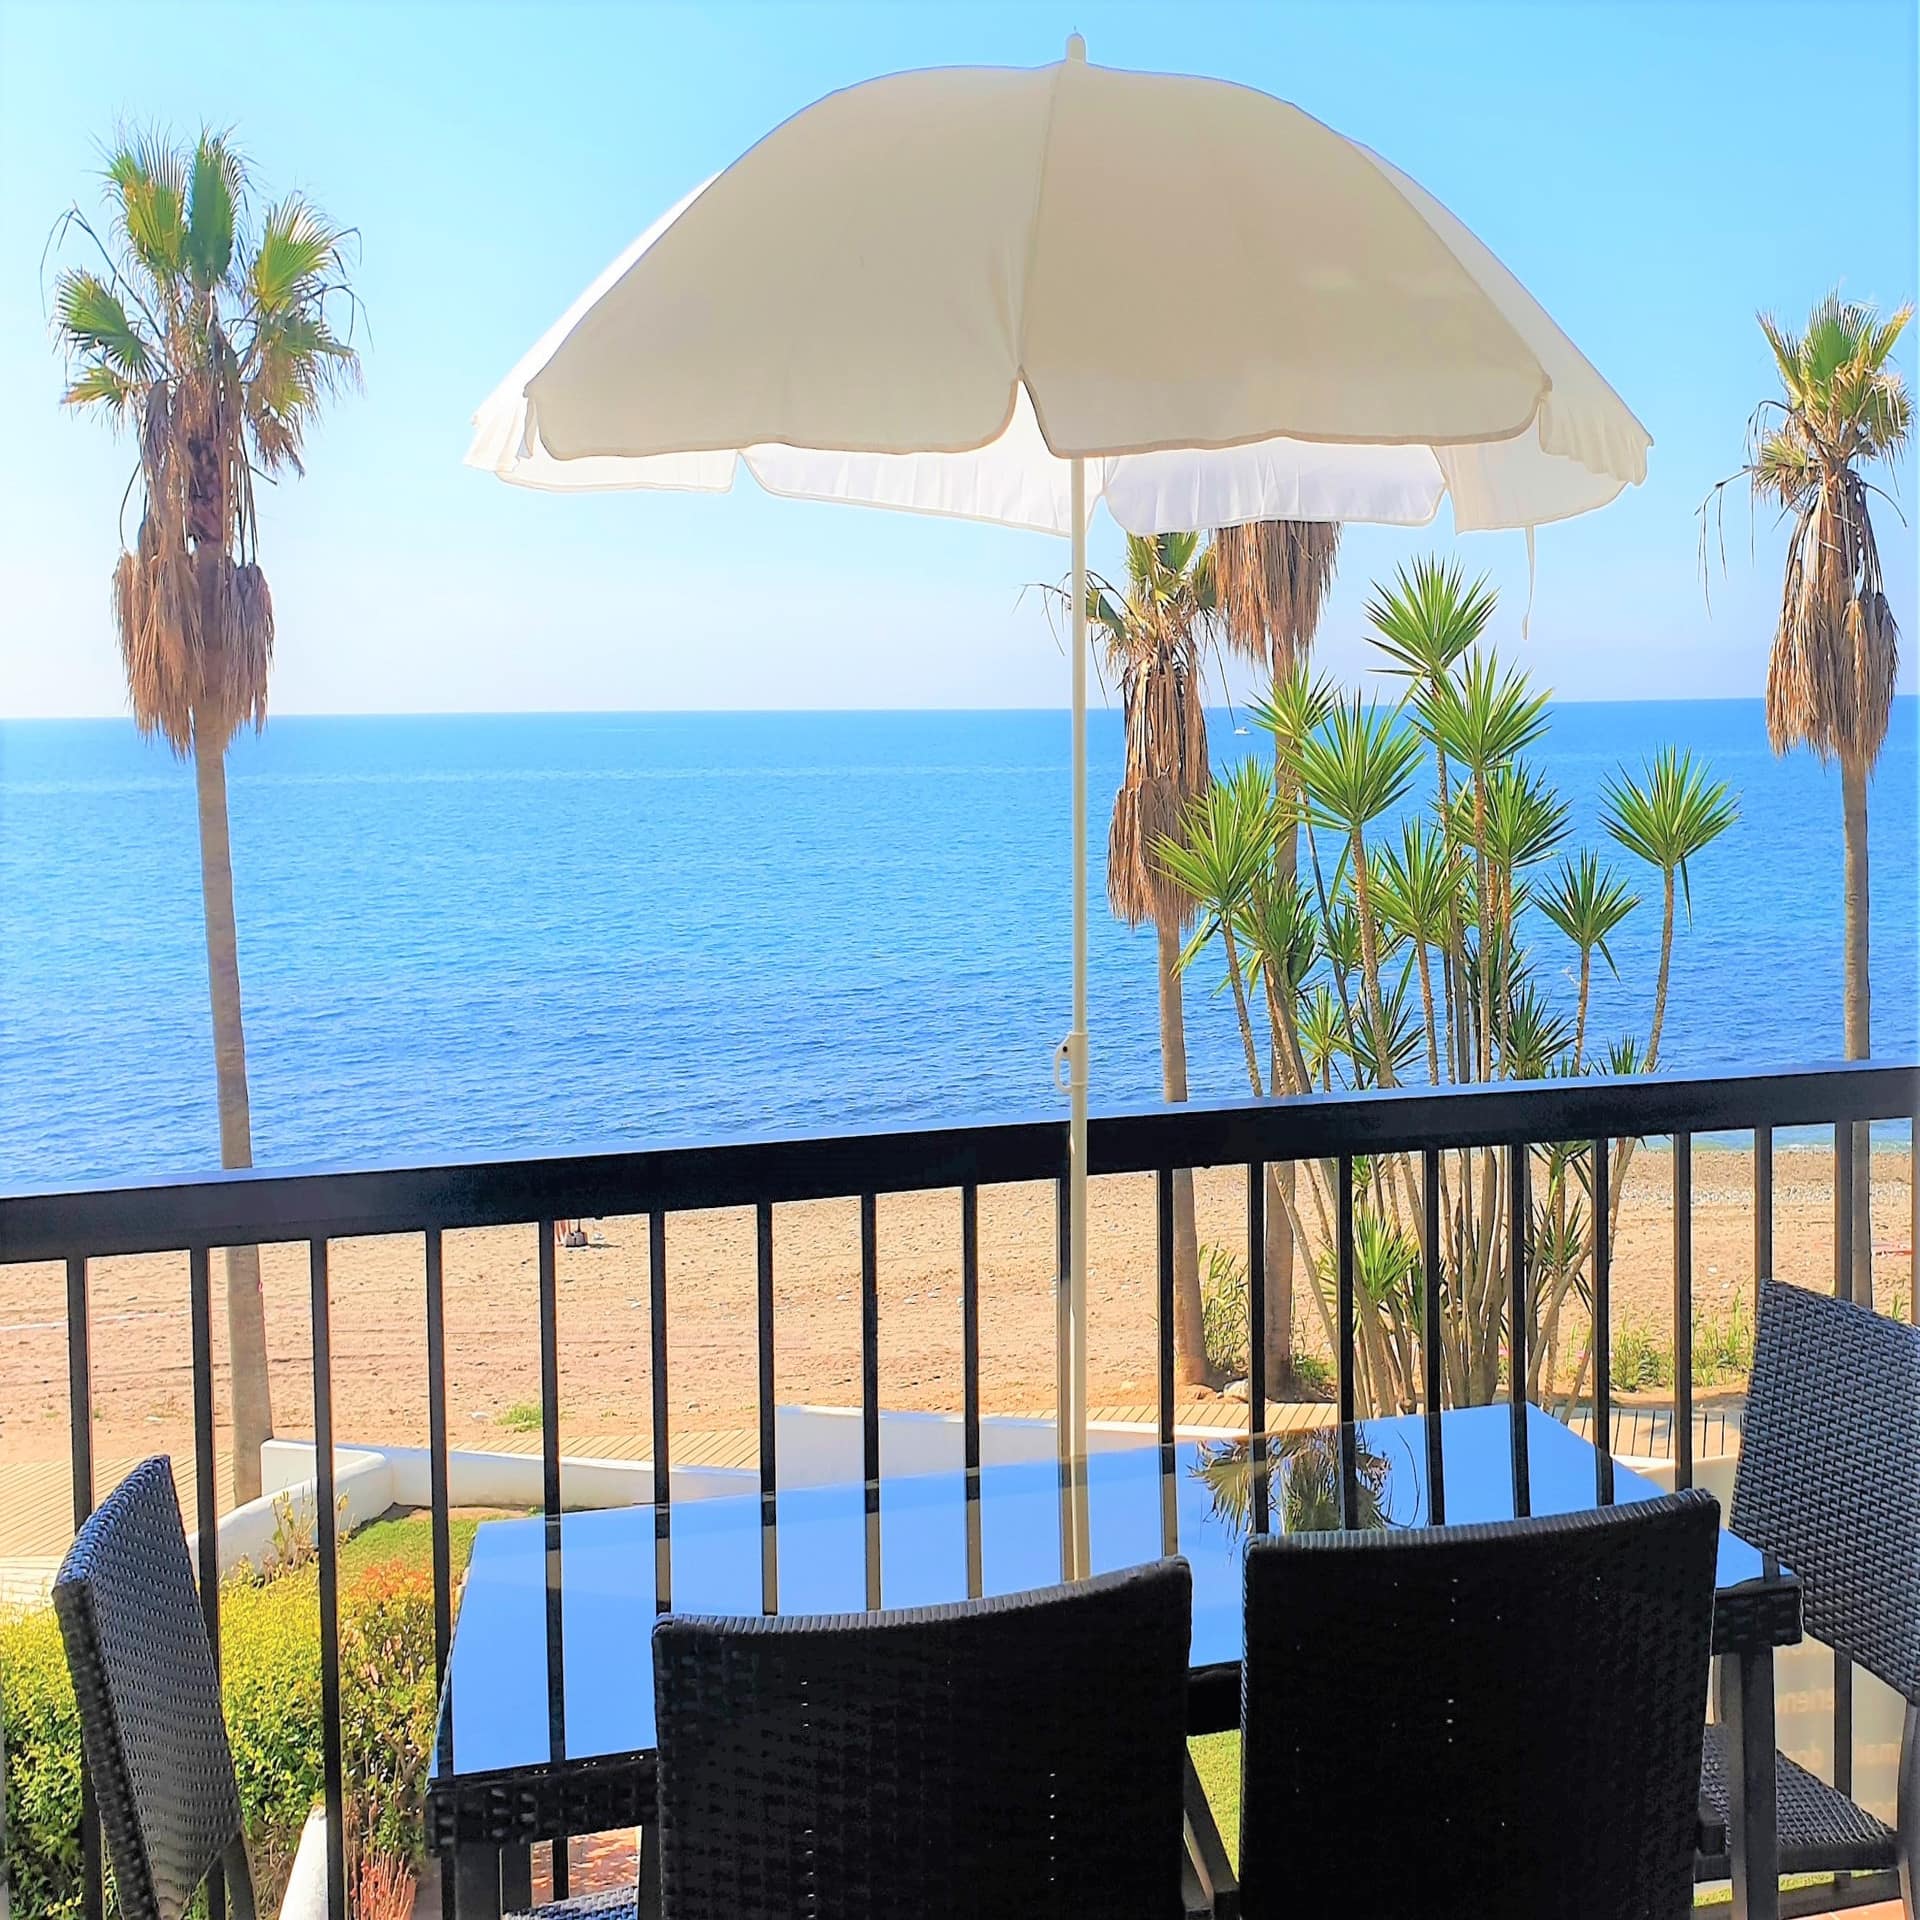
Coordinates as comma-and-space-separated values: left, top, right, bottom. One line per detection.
1188, 1732, 1240, 1867
338, 1509, 481, 1582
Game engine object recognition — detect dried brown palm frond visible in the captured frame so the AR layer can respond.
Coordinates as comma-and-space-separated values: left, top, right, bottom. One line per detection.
1765, 463, 1899, 766
1108, 619, 1210, 930
1212, 520, 1342, 675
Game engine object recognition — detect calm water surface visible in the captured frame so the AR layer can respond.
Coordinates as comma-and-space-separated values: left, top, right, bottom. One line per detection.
0, 700, 1914, 1185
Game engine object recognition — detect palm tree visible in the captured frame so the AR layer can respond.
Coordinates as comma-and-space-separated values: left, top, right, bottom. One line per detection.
53, 129, 360, 1502
1211, 520, 1342, 1395
1082, 533, 1218, 1385
1715, 292, 1910, 1302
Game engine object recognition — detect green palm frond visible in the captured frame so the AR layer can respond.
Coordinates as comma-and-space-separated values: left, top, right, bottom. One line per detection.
1350, 960, 1423, 1086
1601, 748, 1738, 918
1157, 759, 1278, 970
1538, 851, 1639, 976
248, 194, 353, 311
1372, 818, 1464, 948
1503, 981, 1577, 1080
1424, 648, 1550, 776
1296, 693, 1424, 835
105, 129, 189, 282
1365, 555, 1498, 684
1477, 762, 1569, 875
184, 130, 242, 290
52, 269, 155, 380
1299, 983, 1352, 1088
1247, 661, 1338, 764
1233, 873, 1319, 998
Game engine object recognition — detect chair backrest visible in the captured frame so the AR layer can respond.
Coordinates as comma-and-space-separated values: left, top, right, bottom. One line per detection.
53, 1457, 256, 1920
652, 1558, 1191, 1920
1734, 1278, 1920, 1705
1238, 1489, 1720, 1920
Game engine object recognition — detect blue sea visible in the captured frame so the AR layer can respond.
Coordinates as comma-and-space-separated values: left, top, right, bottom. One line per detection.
0, 700, 1914, 1187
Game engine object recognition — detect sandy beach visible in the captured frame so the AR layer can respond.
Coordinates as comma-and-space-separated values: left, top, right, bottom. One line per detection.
0, 1144, 1911, 1487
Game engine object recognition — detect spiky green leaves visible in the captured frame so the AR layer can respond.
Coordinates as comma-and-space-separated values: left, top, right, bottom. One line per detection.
1294, 694, 1425, 837
1366, 556, 1497, 686
1539, 851, 1639, 977
1601, 748, 1737, 919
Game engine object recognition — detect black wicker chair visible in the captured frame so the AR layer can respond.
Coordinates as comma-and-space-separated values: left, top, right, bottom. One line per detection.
53, 1456, 259, 1920
1694, 1279, 1920, 1915
1228, 1488, 1722, 1920
651, 1558, 1199, 1919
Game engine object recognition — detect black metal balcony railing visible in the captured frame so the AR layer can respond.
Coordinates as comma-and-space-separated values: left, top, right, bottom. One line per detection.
2, 1059, 1915, 1920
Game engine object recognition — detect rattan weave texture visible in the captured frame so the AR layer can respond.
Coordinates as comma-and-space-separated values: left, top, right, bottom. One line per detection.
652, 1558, 1192, 1920
1697, 1724, 1897, 1875
1732, 1280, 1920, 1706
53, 1456, 257, 1920
1238, 1490, 1721, 1920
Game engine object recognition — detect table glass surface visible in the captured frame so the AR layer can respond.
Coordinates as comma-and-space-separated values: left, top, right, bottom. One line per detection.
434, 1402, 1783, 1781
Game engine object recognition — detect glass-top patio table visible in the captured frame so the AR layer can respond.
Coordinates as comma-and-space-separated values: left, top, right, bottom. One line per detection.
427, 1402, 1801, 1920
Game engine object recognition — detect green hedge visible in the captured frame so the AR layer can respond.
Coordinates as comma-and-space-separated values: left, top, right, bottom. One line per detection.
3, 1531, 456, 1920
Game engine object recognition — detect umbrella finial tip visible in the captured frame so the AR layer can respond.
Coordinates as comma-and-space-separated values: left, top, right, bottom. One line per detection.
1065, 31, 1086, 61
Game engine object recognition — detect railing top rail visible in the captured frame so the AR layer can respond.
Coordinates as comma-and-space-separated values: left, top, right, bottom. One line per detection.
1, 1060, 1912, 1264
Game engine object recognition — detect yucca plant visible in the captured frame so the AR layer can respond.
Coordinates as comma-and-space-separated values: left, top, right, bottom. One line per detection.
51, 128, 360, 1503
1163, 556, 1737, 1416
1538, 851, 1639, 1069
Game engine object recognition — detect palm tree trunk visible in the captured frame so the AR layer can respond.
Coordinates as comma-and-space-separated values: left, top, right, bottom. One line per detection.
1156, 922, 1207, 1385
194, 737, 273, 1504
1842, 753, 1873, 1304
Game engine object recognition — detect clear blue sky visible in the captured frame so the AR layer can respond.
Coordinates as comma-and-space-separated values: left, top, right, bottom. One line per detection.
1, 0, 1913, 716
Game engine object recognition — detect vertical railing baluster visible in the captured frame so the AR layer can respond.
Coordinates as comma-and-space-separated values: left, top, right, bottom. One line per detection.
1509, 1144, 1530, 1515
961, 1185, 982, 1596
756, 1200, 778, 1614
1421, 1148, 1444, 1523
1420, 1149, 1442, 1415
1247, 1162, 1267, 1537
537, 1220, 568, 1891
1833, 1119, 1859, 1884
861, 1192, 880, 1610
649, 1210, 670, 1612
1673, 1134, 1694, 1492
425, 1227, 456, 1920
188, 1250, 220, 1632
1834, 1120, 1854, 1301
311, 1239, 347, 1920
1593, 1140, 1613, 1504
1753, 1123, 1774, 1311
1336, 1154, 1356, 1431
1055, 1173, 1074, 1575
425, 1231, 452, 1686
65, 1255, 102, 1920
1911, 1108, 1919, 1325
1155, 1167, 1176, 1556
538, 1224, 562, 1523
187, 1249, 225, 1920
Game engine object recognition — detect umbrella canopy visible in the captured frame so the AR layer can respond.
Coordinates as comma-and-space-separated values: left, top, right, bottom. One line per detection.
470, 41, 1649, 1526
469, 48, 1648, 534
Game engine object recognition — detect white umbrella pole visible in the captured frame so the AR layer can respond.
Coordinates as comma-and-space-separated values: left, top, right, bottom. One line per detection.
1063, 454, 1091, 1570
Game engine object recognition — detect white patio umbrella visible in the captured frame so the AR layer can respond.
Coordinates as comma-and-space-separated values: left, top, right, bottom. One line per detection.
470, 39, 1650, 1519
